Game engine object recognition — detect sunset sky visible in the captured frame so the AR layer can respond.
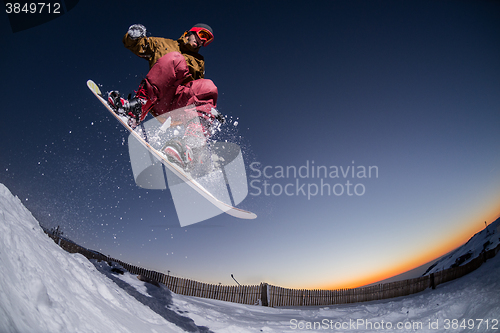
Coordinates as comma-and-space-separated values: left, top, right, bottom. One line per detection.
1, 0, 499, 290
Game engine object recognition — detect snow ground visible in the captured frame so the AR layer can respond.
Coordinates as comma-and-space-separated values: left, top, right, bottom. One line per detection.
0, 182, 499, 332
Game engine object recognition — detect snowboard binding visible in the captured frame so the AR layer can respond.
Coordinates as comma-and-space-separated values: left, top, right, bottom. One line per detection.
107, 91, 143, 128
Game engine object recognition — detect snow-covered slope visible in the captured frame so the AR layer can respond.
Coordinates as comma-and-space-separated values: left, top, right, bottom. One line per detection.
1, 182, 499, 333
0, 184, 184, 333
424, 218, 500, 275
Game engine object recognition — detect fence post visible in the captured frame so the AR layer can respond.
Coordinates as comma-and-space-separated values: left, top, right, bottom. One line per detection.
261, 283, 269, 306
430, 273, 435, 289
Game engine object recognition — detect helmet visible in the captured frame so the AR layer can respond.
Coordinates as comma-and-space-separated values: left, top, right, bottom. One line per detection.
188, 23, 214, 47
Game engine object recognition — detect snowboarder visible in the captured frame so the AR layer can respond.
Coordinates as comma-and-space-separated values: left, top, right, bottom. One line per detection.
108, 23, 224, 169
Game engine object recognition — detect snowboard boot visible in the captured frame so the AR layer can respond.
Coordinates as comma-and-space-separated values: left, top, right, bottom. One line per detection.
162, 119, 210, 171
162, 139, 194, 169
108, 81, 150, 128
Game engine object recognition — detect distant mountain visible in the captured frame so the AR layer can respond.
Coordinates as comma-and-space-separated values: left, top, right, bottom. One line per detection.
423, 218, 500, 275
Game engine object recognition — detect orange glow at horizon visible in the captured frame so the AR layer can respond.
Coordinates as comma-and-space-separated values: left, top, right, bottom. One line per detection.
317, 208, 500, 291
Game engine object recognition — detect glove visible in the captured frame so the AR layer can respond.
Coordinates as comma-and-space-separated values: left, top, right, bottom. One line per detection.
127, 24, 147, 39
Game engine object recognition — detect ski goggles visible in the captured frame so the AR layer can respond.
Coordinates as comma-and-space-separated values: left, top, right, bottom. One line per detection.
189, 27, 214, 47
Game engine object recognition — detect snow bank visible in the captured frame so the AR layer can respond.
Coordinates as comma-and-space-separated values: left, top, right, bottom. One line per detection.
0, 184, 183, 333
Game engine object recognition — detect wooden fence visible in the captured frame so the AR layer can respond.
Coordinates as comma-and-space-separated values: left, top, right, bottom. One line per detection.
46, 234, 264, 305
267, 244, 499, 307
45, 232, 499, 307
115, 259, 262, 305
266, 275, 432, 307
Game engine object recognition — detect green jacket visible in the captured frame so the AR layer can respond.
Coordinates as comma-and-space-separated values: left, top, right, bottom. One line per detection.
122, 32, 205, 82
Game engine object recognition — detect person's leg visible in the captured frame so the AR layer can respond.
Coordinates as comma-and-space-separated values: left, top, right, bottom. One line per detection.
162, 79, 220, 169
174, 78, 218, 121
142, 52, 190, 119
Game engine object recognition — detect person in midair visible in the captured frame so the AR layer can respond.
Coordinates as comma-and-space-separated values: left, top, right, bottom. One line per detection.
108, 23, 224, 169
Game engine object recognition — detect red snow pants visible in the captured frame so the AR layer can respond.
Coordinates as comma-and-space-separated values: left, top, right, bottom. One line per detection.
140, 52, 218, 124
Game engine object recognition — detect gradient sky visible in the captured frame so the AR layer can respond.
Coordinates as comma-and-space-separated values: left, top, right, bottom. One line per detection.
1, 0, 499, 290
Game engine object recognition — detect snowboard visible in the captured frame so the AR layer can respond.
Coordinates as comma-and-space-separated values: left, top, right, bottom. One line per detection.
86, 80, 257, 220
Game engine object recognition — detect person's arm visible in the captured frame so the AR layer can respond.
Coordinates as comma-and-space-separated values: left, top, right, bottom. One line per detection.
122, 24, 152, 60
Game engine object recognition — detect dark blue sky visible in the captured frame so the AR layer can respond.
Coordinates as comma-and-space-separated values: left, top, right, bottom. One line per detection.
1, 0, 499, 289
